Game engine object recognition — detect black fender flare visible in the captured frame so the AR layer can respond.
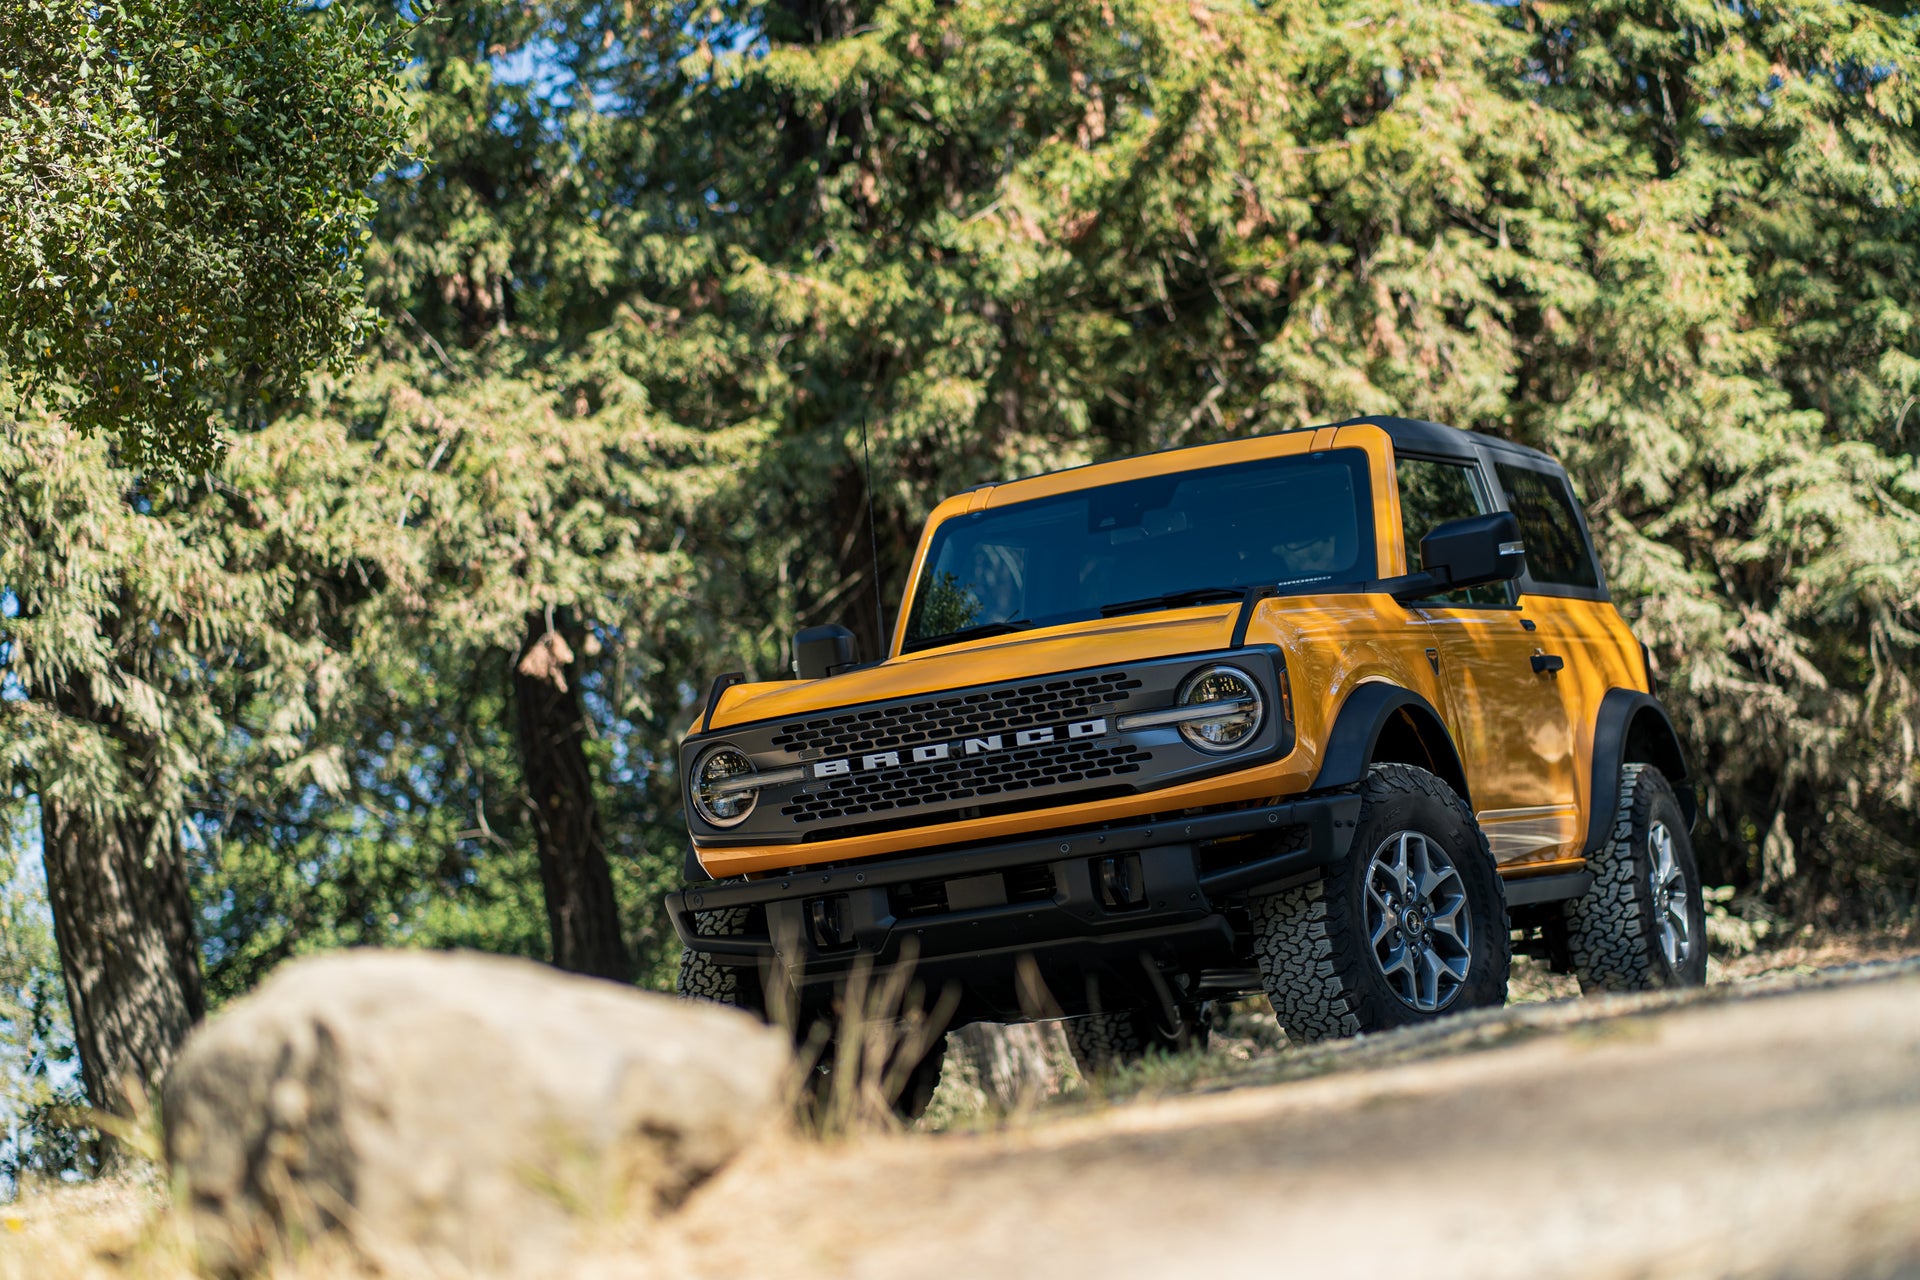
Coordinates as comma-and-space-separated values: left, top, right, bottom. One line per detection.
1583, 689, 1696, 853
1312, 682, 1472, 809
682, 845, 709, 885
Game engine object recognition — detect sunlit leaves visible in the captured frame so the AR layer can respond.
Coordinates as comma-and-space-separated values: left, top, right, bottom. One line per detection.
0, 0, 416, 474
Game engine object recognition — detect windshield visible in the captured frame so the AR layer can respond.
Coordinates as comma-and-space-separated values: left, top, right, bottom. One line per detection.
901, 448, 1375, 652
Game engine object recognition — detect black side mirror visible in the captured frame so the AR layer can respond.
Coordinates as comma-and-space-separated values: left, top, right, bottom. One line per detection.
793, 624, 860, 680
1387, 511, 1526, 603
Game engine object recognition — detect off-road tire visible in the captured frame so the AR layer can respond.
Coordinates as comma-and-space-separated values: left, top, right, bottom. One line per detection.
1250, 763, 1510, 1045
675, 907, 767, 1014
1063, 1003, 1209, 1077
1565, 764, 1708, 992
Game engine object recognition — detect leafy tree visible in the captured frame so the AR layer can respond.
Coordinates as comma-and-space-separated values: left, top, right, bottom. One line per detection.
1508, 2, 1920, 911
0, 414, 425, 1111
282, 1, 761, 986
191, 361, 738, 992
0, 0, 416, 1111
0, 0, 413, 473
261, 0, 1920, 961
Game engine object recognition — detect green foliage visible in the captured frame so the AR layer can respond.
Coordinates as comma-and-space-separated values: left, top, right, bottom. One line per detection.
1507, 2, 1920, 912
0, 412, 406, 850
434, 0, 1914, 918
190, 361, 740, 996
0, 0, 416, 473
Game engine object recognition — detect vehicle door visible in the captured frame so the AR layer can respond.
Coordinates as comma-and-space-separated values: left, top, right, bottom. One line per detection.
1394, 451, 1583, 868
1486, 458, 1646, 848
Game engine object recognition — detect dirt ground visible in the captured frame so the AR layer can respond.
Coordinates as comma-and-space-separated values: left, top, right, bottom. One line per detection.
11, 935, 1920, 1280
638, 949, 1920, 1280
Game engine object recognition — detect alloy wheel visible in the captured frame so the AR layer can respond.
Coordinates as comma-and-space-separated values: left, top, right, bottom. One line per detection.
1648, 821, 1693, 970
1363, 831, 1473, 1013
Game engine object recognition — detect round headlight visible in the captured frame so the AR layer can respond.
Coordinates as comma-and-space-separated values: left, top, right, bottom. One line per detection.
1177, 665, 1264, 752
692, 745, 759, 827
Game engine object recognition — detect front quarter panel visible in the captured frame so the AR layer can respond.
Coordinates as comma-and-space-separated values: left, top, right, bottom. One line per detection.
1245, 592, 1455, 784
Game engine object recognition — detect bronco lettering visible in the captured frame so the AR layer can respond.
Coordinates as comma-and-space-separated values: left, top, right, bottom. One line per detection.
808, 717, 1110, 781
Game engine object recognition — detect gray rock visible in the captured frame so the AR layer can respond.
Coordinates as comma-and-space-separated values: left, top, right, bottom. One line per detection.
947, 1022, 1079, 1108
163, 948, 789, 1276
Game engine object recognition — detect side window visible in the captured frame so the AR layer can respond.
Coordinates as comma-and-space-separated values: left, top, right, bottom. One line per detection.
1493, 463, 1600, 589
1395, 455, 1508, 605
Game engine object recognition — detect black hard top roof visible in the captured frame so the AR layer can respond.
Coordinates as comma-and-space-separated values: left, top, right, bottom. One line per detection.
962, 415, 1562, 494
1321, 415, 1561, 468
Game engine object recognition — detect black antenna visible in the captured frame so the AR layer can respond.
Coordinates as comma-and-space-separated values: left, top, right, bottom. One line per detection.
860, 410, 886, 657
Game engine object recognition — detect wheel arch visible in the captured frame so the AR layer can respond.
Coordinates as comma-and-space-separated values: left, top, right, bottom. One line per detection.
1583, 689, 1696, 855
1313, 682, 1472, 809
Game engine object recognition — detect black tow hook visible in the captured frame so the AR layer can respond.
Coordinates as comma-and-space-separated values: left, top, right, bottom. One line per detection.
1095, 853, 1147, 912
808, 894, 853, 950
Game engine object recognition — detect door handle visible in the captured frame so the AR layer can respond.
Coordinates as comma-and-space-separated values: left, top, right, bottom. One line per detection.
1531, 653, 1565, 674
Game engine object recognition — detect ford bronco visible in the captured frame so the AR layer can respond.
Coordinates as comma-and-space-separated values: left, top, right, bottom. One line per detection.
669, 417, 1706, 1097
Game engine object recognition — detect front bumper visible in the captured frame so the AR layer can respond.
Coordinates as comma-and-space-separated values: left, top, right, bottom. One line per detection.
666, 790, 1362, 1000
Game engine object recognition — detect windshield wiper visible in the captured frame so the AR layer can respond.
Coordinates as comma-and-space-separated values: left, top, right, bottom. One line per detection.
906, 619, 1037, 652
1098, 586, 1250, 618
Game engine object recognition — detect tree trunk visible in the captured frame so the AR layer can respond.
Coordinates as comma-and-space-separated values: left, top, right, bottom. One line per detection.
821, 463, 912, 665
39, 797, 205, 1114
513, 610, 631, 981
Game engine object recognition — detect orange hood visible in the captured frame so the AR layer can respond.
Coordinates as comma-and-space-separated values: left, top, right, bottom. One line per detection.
703, 604, 1244, 733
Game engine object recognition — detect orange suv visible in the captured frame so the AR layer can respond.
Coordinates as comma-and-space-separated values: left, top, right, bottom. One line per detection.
670, 417, 1706, 1087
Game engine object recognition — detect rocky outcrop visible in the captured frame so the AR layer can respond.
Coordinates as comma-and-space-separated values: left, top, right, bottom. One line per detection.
162, 949, 789, 1276
947, 1023, 1080, 1109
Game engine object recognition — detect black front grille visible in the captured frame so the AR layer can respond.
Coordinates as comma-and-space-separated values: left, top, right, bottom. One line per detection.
769, 671, 1143, 757
780, 738, 1153, 826
684, 648, 1286, 848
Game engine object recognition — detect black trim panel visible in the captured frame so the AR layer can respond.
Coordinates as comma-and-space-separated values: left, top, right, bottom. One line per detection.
1313, 682, 1471, 808
1322, 415, 1558, 469
700, 671, 747, 734
1583, 689, 1695, 854
1231, 585, 1278, 648
1501, 869, 1592, 906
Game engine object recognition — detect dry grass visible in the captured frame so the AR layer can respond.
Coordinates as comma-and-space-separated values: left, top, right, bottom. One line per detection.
2, 1169, 519, 1280
1, 1172, 174, 1280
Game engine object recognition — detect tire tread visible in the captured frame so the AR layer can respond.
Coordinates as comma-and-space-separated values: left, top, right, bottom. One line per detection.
1251, 763, 1507, 1044
1564, 763, 1704, 992
675, 906, 760, 1011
